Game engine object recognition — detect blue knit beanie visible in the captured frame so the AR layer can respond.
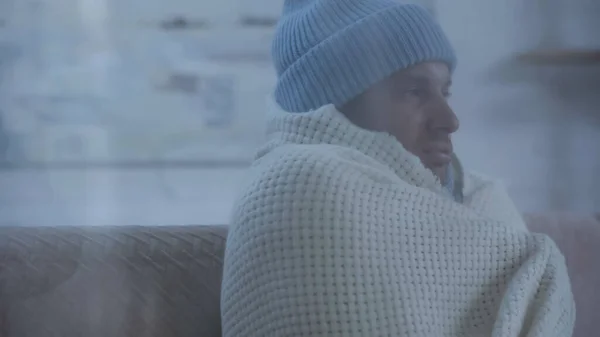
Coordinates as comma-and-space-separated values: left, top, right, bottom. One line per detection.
272, 0, 457, 112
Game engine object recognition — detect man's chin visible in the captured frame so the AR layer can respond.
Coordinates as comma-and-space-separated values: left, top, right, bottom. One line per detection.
418, 154, 451, 185
429, 164, 449, 185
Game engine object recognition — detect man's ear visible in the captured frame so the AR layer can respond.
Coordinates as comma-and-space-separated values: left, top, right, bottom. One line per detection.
338, 97, 367, 129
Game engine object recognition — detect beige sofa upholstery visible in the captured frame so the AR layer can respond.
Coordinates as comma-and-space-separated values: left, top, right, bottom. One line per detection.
0, 214, 598, 337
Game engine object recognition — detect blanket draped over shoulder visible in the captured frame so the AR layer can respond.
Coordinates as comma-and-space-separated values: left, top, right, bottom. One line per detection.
221, 101, 575, 337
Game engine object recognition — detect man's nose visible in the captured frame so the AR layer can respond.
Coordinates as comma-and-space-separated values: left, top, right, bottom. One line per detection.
428, 99, 459, 134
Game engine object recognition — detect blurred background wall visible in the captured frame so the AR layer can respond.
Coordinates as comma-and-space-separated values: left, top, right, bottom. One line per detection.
0, 0, 598, 226
438, 0, 600, 211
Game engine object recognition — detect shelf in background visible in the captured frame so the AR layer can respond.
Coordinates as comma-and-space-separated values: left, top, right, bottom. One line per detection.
484, 48, 600, 86
516, 49, 600, 66
0, 159, 251, 171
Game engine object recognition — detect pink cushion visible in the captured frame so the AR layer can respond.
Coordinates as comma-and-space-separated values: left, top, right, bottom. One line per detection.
524, 213, 600, 337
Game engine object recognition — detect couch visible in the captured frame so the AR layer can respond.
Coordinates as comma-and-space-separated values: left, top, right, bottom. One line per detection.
0, 214, 598, 337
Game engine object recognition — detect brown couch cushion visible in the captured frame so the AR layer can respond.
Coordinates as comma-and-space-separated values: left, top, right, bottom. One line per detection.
524, 213, 600, 337
0, 226, 227, 337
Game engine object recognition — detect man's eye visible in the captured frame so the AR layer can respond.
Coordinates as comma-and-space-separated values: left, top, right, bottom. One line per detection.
405, 88, 424, 97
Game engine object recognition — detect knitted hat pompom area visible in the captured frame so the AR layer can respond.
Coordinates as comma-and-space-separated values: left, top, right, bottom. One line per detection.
271, 0, 457, 112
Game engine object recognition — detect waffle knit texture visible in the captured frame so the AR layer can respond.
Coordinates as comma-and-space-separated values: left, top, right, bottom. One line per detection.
221, 100, 576, 337
272, 0, 457, 112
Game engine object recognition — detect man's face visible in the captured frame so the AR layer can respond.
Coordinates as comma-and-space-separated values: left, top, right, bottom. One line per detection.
341, 62, 459, 184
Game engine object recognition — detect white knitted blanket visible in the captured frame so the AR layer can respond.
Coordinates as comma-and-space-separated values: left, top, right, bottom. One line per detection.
221, 102, 575, 337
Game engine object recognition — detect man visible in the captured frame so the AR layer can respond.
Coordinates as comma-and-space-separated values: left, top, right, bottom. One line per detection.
221, 1, 575, 336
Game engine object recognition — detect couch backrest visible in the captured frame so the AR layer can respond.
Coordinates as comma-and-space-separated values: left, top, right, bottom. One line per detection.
523, 213, 600, 337
0, 214, 598, 337
0, 225, 227, 337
